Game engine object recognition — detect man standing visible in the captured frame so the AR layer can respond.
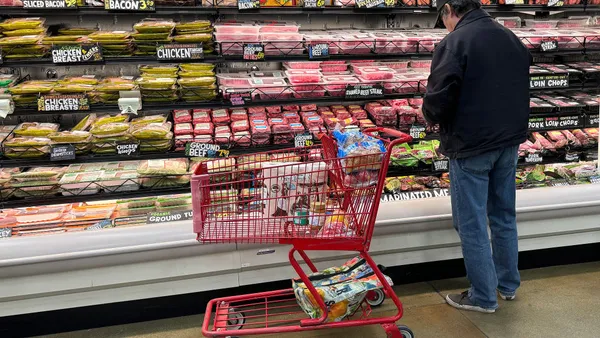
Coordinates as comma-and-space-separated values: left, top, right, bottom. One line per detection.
422, 0, 531, 313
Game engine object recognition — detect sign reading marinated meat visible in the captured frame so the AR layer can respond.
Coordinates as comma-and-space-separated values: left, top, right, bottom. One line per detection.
529, 74, 569, 90
105, 0, 155, 11
185, 142, 230, 158
528, 115, 583, 131
51, 44, 103, 64
381, 188, 450, 203
23, 0, 77, 8
156, 44, 203, 61
345, 84, 384, 100
38, 94, 90, 112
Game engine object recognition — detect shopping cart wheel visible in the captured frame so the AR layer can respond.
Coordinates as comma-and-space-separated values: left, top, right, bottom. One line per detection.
398, 325, 414, 338
226, 308, 245, 330
365, 289, 386, 307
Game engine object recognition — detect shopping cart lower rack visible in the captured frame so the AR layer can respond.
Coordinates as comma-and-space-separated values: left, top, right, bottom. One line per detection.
191, 127, 414, 338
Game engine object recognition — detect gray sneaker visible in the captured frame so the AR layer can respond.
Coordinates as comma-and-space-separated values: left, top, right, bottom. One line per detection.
445, 291, 496, 314
499, 292, 516, 301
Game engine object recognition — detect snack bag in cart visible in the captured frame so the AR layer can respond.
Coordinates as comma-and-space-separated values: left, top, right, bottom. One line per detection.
293, 256, 393, 322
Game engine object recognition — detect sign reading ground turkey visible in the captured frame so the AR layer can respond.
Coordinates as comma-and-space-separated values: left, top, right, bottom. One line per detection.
105, 0, 154, 11
38, 94, 90, 112
147, 210, 193, 224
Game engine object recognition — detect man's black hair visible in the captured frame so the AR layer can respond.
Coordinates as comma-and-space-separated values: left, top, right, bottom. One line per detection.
440, 0, 481, 17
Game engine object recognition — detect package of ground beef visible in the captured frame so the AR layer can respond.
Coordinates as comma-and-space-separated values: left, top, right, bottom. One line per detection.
173, 109, 192, 123
175, 123, 193, 136
212, 109, 230, 126
231, 120, 250, 133
230, 109, 248, 122
283, 112, 301, 123
194, 122, 214, 135
193, 110, 211, 124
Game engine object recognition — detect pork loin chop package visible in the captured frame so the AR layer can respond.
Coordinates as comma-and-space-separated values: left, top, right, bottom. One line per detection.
261, 161, 328, 220
293, 256, 393, 323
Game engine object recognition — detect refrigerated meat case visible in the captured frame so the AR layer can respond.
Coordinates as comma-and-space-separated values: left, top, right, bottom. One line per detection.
1, 3, 600, 316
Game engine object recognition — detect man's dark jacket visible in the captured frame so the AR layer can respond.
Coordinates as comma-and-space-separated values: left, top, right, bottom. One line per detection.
423, 9, 531, 159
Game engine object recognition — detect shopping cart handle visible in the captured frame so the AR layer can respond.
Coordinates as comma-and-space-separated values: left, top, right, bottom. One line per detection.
363, 127, 413, 144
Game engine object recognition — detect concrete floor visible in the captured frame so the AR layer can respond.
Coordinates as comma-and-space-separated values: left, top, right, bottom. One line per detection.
40, 261, 600, 338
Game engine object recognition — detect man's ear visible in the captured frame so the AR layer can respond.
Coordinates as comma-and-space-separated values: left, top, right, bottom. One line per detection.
444, 3, 453, 17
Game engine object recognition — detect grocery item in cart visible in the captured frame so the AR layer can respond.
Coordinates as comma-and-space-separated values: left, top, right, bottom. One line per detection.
293, 256, 393, 322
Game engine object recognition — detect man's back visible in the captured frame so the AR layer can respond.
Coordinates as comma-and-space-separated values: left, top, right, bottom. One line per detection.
426, 9, 531, 159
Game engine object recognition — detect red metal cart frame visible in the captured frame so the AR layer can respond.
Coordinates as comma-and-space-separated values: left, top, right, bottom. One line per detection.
192, 127, 413, 338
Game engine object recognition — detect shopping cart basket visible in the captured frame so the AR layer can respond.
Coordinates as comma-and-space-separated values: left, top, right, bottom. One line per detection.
192, 127, 414, 338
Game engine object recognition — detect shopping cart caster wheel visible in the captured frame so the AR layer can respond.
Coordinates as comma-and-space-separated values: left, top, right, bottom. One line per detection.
227, 308, 245, 330
398, 325, 414, 338
366, 289, 386, 307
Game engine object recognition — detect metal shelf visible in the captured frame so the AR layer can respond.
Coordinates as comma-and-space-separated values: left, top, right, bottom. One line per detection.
0, 5, 597, 16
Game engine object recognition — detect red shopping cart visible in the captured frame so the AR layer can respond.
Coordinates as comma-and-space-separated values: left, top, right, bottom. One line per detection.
191, 127, 413, 338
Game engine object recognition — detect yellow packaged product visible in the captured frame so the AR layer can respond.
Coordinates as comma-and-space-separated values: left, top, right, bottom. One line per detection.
8, 82, 54, 95
3, 136, 50, 148
71, 114, 97, 131
11, 95, 38, 104
177, 70, 216, 77
4, 45, 48, 54
58, 27, 98, 35
172, 33, 212, 43
95, 77, 136, 92
133, 20, 176, 33
0, 35, 43, 46
2, 28, 46, 37
53, 83, 95, 93
143, 95, 179, 103
59, 76, 99, 85
90, 122, 131, 137
93, 114, 130, 127
0, 18, 45, 31
92, 135, 134, 145
137, 158, 188, 175
43, 35, 87, 43
135, 77, 176, 90
131, 122, 172, 139
131, 32, 172, 40
14, 122, 59, 137
139, 65, 179, 77
175, 20, 211, 32
48, 131, 92, 143
179, 63, 215, 72
88, 31, 131, 40
131, 115, 167, 125
177, 77, 216, 88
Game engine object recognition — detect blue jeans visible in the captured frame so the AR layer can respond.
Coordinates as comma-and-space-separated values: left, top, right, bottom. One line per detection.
449, 145, 521, 310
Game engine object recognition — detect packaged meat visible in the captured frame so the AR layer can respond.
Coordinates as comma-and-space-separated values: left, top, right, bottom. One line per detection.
353, 67, 394, 80
249, 106, 266, 115
283, 112, 301, 123
532, 132, 556, 151
212, 109, 230, 126
272, 123, 292, 134
525, 19, 559, 29
290, 123, 305, 133
572, 129, 591, 146
560, 130, 582, 147
335, 110, 351, 119
173, 109, 192, 123
584, 128, 598, 140
285, 69, 322, 83
233, 131, 251, 146
175, 123, 193, 136
193, 110, 211, 124
318, 106, 331, 113
130, 122, 172, 140
215, 132, 231, 144
351, 109, 368, 119
496, 17, 522, 28
194, 123, 214, 136
13, 122, 59, 137
195, 135, 213, 143
284, 61, 321, 69
137, 158, 188, 175
269, 118, 288, 126
175, 135, 194, 150
251, 124, 271, 135
214, 22, 260, 35
229, 109, 247, 121
283, 105, 300, 111
304, 115, 324, 127
547, 131, 568, 148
